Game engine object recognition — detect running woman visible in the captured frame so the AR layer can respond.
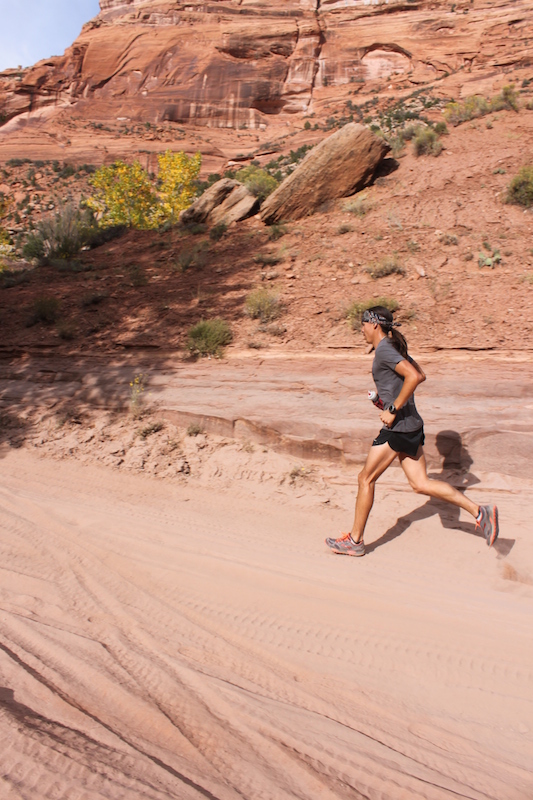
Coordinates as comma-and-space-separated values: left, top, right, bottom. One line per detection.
326, 306, 499, 557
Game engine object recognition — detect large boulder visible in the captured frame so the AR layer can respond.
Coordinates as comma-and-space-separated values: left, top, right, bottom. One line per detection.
209, 184, 259, 227
180, 178, 258, 227
260, 124, 390, 224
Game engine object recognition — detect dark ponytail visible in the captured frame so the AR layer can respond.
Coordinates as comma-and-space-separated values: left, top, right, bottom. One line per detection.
390, 328, 408, 359
368, 305, 409, 358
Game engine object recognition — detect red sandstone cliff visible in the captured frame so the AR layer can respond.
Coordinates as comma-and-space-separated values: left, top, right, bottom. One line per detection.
1, 0, 532, 137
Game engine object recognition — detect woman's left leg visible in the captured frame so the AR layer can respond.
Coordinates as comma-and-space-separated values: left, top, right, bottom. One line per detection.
399, 447, 479, 517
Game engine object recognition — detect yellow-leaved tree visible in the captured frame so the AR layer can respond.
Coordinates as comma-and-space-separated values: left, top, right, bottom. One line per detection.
87, 161, 159, 229
158, 150, 202, 222
87, 151, 202, 229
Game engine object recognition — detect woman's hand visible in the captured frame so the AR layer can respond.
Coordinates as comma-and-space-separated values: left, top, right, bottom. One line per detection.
380, 409, 396, 428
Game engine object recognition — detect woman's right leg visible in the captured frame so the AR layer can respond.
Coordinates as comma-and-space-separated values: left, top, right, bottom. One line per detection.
399, 447, 479, 517
350, 442, 398, 542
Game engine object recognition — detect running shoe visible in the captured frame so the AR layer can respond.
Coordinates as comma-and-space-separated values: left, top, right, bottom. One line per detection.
325, 533, 365, 557
476, 504, 499, 547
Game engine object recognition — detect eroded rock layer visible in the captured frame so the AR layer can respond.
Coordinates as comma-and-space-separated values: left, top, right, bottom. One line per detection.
0, 0, 532, 134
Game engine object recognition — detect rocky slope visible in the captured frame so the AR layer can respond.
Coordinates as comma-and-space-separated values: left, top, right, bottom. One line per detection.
0, 0, 532, 163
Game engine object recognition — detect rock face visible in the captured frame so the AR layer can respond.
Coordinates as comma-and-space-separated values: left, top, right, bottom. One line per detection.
0, 1, 532, 132
180, 178, 258, 226
261, 124, 389, 223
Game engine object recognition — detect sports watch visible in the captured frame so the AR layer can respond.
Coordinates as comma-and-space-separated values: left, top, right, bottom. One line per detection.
387, 403, 397, 414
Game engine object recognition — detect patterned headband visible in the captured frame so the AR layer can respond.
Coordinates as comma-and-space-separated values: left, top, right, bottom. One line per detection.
361, 310, 402, 327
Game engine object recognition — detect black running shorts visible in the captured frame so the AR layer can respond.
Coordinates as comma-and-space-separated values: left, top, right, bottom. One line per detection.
372, 427, 425, 459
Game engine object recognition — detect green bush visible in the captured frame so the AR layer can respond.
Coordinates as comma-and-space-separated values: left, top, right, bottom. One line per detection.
344, 193, 373, 217
234, 165, 278, 202
245, 288, 282, 322
439, 233, 458, 245
444, 95, 490, 126
346, 297, 399, 329
187, 318, 233, 357
87, 224, 127, 248
490, 84, 519, 113
506, 166, 533, 207
444, 86, 519, 127
413, 128, 443, 157
367, 256, 405, 279
22, 204, 96, 263
31, 296, 60, 324
267, 223, 288, 241
175, 241, 209, 272
337, 224, 353, 235
389, 135, 405, 158
209, 222, 227, 241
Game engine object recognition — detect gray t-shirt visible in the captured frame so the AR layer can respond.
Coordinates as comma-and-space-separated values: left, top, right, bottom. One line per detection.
372, 338, 423, 433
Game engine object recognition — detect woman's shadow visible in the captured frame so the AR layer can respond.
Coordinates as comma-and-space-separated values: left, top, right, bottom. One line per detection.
366, 430, 514, 556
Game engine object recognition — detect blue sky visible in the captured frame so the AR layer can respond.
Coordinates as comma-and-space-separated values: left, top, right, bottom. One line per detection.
0, 0, 100, 72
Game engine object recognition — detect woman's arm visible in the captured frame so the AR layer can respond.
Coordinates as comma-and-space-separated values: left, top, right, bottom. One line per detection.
409, 356, 426, 382
380, 359, 424, 427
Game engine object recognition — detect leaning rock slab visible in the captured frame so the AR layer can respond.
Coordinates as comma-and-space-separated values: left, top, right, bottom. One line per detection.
209, 184, 259, 226
260, 124, 390, 224
180, 178, 258, 227
180, 179, 239, 225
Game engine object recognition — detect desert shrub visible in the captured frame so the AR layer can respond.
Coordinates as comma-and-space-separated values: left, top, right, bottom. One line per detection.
337, 224, 353, 235
86, 224, 127, 248
22, 204, 96, 262
346, 297, 399, 328
367, 255, 405, 279
344, 193, 372, 217
187, 318, 232, 357
209, 222, 227, 241
439, 233, 458, 245
506, 166, 533, 207
245, 287, 282, 322
401, 124, 418, 141
0, 227, 13, 259
444, 95, 490, 126
57, 320, 76, 340
80, 290, 108, 307
434, 121, 448, 135
7, 158, 31, 167
490, 84, 519, 113
139, 421, 164, 439
175, 241, 209, 272
389, 135, 406, 158
444, 86, 518, 127
187, 423, 204, 436
60, 164, 75, 179
267, 223, 288, 241
181, 222, 207, 236
413, 127, 443, 157
31, 296, 60, 324
234, 165, 278, 202
22, 234, 44, 261
129, 265, 148, 286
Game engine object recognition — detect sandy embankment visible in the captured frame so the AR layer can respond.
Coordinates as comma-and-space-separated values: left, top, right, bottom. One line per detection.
0, 353, 532, 799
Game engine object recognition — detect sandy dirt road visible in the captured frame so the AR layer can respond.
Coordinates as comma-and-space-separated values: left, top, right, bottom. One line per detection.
0, 439, 532, 799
